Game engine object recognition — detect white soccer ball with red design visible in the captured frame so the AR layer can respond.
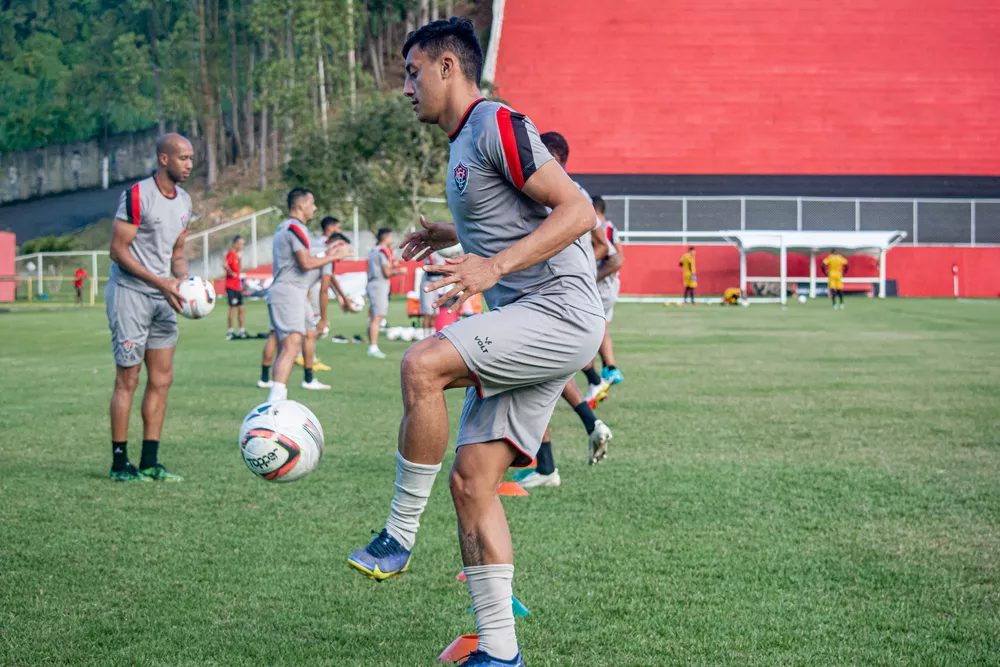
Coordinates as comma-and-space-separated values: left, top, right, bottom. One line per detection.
177, 276, 216, 319
239, 400, 325, 483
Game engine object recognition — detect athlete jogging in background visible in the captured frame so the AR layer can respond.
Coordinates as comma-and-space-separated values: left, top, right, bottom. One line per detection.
593, 195, 624, 386
366, 228, 407, 359
224, 235, 248, 339
347, 19, 605, 666
105, 133, 193, 482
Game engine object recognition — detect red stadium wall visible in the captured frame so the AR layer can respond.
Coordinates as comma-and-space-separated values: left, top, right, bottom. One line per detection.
0, 231, 15, 302
619, 246, 1000, 298
493, 0, 1000, 176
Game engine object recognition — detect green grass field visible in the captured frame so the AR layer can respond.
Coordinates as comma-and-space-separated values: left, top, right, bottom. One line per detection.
2, 298, 999, 666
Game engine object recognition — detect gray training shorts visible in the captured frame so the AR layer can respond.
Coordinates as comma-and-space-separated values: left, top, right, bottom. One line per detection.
105, 279, 178, 368
419, 275, 443, 316
598, 278, 620, 322
367, 282, 389, 318
440, 294, 605, 467
267, 287, 307, 341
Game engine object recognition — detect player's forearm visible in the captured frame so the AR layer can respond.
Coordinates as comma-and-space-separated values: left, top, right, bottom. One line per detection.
491, 198, 594, 278
111, 244, 167, 289
171, 253, 189, 280
596, 254, 624, 282
296, 254, 335, 271
329, 275, 346, 299
319, 290, 329, 321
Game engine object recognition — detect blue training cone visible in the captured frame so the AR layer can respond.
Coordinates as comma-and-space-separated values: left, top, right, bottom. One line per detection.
467, 595, 531, 617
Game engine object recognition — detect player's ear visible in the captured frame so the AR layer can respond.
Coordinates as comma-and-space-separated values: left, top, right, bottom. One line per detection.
440, 52, 455, 80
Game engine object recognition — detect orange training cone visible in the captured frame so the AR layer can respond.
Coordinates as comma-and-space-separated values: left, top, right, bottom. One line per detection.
497, 481, 529, 497
456, 570, 467, 582
439, 634, 479, 663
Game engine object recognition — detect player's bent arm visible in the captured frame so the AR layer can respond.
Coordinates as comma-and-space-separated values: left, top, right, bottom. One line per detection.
596, 252, 624, 282
293, 248, 335, 271
110, 219, 170, 290
491, 161, 596, 277
590, 227, 609, 260
171, 233, 189, 280
319, 274, 332, 322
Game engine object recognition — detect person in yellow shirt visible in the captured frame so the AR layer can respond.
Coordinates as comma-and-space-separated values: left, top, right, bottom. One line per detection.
679, 247, 697, 304
722, 287, 742, 305
822, 249, 849, 309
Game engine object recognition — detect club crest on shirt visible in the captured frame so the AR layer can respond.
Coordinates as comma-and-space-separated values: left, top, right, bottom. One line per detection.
453, 161, 469, 194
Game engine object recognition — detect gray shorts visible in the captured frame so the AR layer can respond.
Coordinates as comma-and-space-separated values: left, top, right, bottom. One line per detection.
367, 282, 389, 318
440, 297, 605, 466
420, 275, 443, 316
267, 289, 307, 341
598, 277, 620, 322
105, 279, 178, 367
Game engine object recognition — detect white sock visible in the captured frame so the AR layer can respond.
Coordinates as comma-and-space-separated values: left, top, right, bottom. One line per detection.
466, 564, 518, 661
383, 451, 441, 551
425, 327, 434, 338
267, 382, 287, 403
368, 344, 379, 353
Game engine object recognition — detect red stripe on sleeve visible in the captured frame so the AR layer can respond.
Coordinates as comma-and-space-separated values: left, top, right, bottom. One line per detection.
129, 183, 141, 225
496, 107, 525, 189
289, 224, 309, 248
380, 247, 393, 262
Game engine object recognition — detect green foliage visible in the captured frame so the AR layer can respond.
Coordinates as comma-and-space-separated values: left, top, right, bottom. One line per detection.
284, 93, 450, 231
19, 234, 75, 254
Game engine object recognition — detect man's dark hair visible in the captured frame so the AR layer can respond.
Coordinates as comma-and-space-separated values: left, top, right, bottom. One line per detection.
377, 227, 393, 243
232, 235, 244, 245
592, 196, 605, 214
327, 232, 350, 244
540, 132, 569, 164
402, 17, 483, 86
689, 246, 695, 252
321, 216, 341, 232
287, 187, 312, 211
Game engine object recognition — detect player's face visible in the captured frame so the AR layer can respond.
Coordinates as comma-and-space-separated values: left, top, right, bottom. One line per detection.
235, 239, 245, 251
404, 46, 445, 124
161, 140, 194, 183
300, 193, 317, 222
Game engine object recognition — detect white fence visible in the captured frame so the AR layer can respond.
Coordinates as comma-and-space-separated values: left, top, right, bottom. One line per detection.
604, 196, 1000, 246
183, 206, 282, 278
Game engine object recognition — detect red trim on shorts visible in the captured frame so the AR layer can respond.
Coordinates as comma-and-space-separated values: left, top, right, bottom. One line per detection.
496, 107, 525, 189
469, 369, 485, 400
128, 183, 141, 225
503, 437, 533, 468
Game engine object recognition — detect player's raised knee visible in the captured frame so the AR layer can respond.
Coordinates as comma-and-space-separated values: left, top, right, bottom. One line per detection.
400, 338, 446, 390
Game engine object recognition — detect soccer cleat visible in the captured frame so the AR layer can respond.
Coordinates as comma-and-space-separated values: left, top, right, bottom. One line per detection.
460, 650, 526, 666
301, 379, 331, 390
586, 380, 612, 410
331, 335, 349, 344
348, 529, 412, 581
604, 367, 624, 385
312, 361, 332, 371
294, 355, 305, 367
511, 467, 536, 483
257, 380, 273, 389
237, 330, 249, 339
225, 330, 235, 340
367, 347, 387, 359
109, 462, 151, 483
588, 419, 613, 465
138, 463, 184, 482
518, 468, 561, 489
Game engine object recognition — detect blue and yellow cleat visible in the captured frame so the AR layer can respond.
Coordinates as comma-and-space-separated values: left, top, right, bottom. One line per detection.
601, 366, 624, 385
348, 529, 412, 581
460, 650, 525, 666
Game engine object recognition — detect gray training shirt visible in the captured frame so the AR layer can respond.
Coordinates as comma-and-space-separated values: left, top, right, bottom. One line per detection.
268, 218, 313, 300
445, 99, 602, 316
111, 176, 192, 296
367, 246, 392, 288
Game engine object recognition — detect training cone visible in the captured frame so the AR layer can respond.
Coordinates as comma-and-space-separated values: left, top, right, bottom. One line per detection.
497, 481, 529, 497
439, 634, 479, 663
456, 570, 467, 582
511, 468, 536, 483
511, 595, 531, 617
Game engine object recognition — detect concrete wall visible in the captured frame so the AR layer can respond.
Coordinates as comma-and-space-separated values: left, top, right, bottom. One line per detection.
0, 128, 159, 205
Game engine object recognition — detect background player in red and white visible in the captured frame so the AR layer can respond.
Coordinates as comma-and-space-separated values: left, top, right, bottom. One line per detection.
105, 133, 192, 482
224, 235, 248, 339
347, 19, 604, 666
592, 195, 624, 386
315, 216, 354, 337
418, 250, 449, 339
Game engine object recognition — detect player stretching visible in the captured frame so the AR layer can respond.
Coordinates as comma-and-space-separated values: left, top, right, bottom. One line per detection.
593, 196, 624, 386
347, 19, 604, 666
680, 246, 697, 303
264, 188, 349, 403
419, 251, 448, 339
823, 249, 848, 309
224, 235, 248, 339
106, 133, 192, 482
366, 228, 406, 359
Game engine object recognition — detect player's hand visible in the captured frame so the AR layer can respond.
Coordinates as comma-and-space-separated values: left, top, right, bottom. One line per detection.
159, 277, 183, 313
317, 318, 329, 334
325, 240, 352, 261
427, 254, 500, 313
399, 215, 460, 261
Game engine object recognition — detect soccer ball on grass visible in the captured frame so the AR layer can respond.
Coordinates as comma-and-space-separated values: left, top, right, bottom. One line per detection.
239, 401, 325, 482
